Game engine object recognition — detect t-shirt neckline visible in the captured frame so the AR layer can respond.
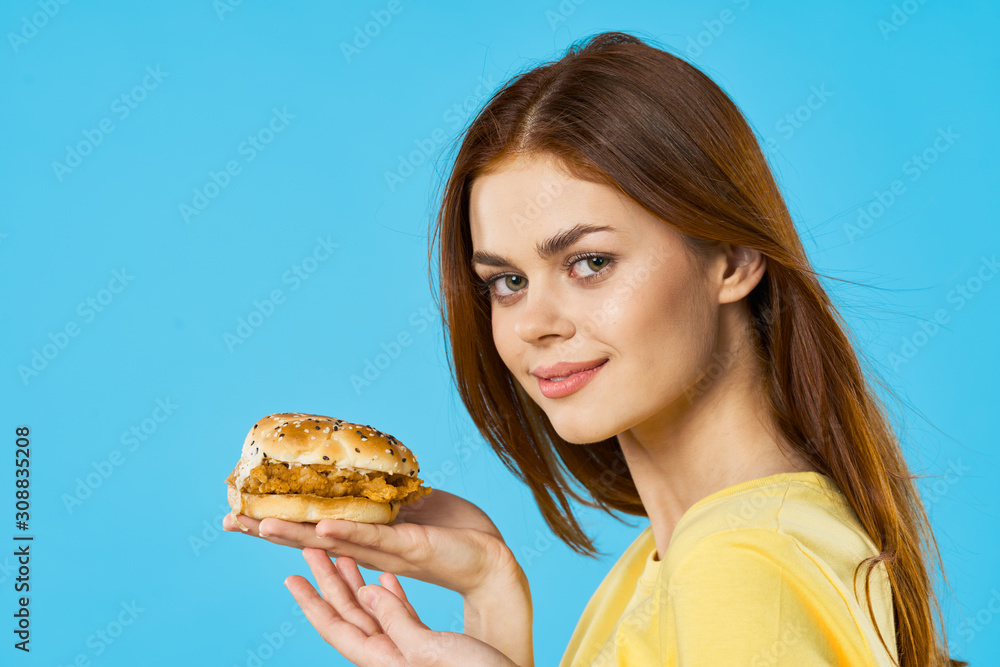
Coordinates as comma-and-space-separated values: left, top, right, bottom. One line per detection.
644, 470, 840, 567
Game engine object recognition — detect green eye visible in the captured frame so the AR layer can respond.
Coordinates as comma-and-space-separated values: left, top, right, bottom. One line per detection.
504, 275, 526, 291
587, 257, 608, 271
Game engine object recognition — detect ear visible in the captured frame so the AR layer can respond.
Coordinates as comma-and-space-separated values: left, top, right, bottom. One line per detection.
715, 243, 766, 305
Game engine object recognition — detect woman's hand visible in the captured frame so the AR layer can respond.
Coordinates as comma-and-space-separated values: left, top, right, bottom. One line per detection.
224, 490, 535, 666
222, 489, 521, 597
286, 548, 519, 666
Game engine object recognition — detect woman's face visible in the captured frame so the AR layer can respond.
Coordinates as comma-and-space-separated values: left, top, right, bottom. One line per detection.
469, 153, 724, 444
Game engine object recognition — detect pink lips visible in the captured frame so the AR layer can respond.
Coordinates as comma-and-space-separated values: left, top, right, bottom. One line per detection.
535, 359, 608, 399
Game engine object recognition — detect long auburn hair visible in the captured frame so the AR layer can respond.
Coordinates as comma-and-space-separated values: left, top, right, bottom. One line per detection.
427, 30, 966, 667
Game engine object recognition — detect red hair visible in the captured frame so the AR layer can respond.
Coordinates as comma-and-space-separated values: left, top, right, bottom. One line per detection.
428, 31, 966, 667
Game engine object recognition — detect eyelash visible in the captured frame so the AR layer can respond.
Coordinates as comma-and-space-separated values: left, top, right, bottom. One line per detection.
475, 252, 616, 305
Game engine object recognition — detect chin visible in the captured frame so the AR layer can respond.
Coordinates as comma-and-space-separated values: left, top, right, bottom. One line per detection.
546, 411, 618, 445
518, 379, 619, 444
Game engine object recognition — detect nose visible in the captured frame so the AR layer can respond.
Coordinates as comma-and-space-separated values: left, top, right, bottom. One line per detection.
513, 284, 576, 344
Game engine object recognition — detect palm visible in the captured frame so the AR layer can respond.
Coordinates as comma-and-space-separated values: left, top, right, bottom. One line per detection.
358, 634, 406, 667
355, 629, 513, 666
345, 519, 507, 592
225, 488, 522, 598
284, 550, 520, 667
394, 489, 502, 539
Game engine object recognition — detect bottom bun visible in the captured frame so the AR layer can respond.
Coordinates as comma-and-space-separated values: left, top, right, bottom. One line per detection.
227, 483, 400, 524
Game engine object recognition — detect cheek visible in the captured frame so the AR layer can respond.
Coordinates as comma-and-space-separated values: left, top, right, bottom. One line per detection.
612, 268, 715, 382
574, 253, 684, 341
491, 310, 519, 367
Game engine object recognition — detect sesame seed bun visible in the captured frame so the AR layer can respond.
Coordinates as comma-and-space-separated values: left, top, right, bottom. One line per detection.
227, 412, 429, 527
245, 413, 421, 477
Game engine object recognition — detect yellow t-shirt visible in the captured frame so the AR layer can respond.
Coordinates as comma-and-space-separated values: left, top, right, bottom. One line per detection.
560, 471, 898, 666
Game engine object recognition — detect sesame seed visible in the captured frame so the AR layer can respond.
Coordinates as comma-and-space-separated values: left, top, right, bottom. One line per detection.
323, 456, 329, 460
315, 426, 320, 430
402, 458, 406, 462
355, 448, 360, 453
361, 437, 368, 441
333, 426, 339, 431
279, 434, 285, 438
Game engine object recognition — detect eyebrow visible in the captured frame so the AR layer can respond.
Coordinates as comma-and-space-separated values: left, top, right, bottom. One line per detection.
471, 223, 616, 269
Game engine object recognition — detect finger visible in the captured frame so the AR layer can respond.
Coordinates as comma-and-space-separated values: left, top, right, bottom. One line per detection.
223, 512, 260, 533
358, 584, 432, 647
319, 539, 411, 575
334, 558, 388, 633
393, 490, 437, 522
361, 585, 455, 666
319, 536, 471, 595
316, 519, 410, 551
224, 514, 378, 557
335, 557, 420, 632
379, 572, 419, 618
222, 514, 303, 549
316, 520, 428, 572
302, 549, 381, 637
237, 514, 303, 549
334, 556, 368, 593
285, 575, 403, 666
258, 517, 317, 547
258, 517, 334, 548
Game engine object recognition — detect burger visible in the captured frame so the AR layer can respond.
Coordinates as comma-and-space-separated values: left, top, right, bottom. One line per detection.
226, 412, 432, 529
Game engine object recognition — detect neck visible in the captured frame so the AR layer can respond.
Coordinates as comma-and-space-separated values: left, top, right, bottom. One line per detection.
617, 326, 814, 560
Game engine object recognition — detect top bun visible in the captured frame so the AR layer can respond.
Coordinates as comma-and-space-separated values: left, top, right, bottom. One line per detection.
239, 413, 421, 478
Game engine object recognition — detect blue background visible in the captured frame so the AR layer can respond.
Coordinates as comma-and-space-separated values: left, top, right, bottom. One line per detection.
2, 0, 997, 665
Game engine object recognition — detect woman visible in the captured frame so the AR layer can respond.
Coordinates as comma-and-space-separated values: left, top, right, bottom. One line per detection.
223, 31, 966, 666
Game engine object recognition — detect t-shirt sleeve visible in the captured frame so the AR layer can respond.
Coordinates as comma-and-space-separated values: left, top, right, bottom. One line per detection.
657, 530, 886, 666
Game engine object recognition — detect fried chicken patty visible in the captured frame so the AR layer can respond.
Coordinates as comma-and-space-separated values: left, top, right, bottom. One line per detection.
229, 458, 430, 505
